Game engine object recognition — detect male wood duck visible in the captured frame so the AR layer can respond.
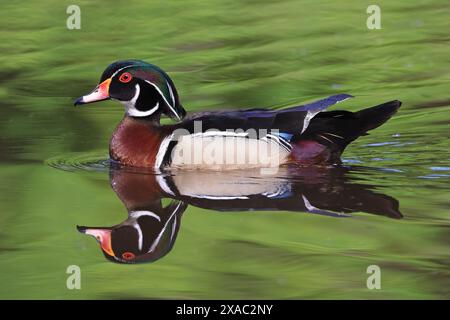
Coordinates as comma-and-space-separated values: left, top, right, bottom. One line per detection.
74, 60, 402, 169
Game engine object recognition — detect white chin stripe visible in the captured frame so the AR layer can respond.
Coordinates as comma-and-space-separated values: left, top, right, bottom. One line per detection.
123, 84, 160, 117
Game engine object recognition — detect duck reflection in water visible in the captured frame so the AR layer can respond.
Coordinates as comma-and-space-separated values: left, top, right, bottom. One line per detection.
77, 166, 402, 264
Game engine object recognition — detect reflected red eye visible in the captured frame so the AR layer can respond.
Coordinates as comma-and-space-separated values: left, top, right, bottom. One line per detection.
119, 72, 132, 83
122, 252, 135, 260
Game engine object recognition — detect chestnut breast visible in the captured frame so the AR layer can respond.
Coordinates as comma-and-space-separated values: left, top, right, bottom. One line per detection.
110, 117, 165, 167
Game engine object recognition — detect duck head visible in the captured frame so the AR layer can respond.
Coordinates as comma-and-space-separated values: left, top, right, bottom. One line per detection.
77, 201, 186, 264
74, 60, 186, 121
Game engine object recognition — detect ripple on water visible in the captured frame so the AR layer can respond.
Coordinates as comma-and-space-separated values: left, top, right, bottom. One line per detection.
45, 152, 111, 172
419, 166, 450, 178
430, 166, 450, 171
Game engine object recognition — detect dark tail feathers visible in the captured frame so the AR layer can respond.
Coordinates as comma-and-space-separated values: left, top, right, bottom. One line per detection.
299, 100, 402, 157
354, 100, 402, 134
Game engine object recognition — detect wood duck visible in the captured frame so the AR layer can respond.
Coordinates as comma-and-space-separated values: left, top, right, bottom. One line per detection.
77, 166, 401, 264
74, 60, 402, 169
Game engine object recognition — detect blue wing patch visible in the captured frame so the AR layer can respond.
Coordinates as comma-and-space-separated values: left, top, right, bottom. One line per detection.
277, 132, 293, 141
264, 131, 293, 152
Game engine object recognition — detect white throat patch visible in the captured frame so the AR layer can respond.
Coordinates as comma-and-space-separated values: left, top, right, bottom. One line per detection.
122, 84, 160, 117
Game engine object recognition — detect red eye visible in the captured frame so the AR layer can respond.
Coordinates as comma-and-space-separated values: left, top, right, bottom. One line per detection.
122, 252, 135, 260
119, 72, 132, 83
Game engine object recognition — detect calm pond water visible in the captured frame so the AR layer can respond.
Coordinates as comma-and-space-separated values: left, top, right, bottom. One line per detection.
0, 0, 449, 299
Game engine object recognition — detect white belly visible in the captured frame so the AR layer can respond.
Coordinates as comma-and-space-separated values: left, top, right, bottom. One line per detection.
169, 134, 290, 170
